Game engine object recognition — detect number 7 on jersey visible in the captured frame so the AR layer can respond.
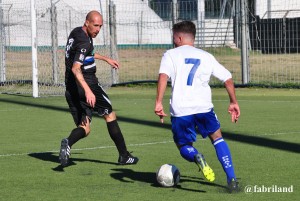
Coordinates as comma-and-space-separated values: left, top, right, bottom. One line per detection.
185, 58, 201, 86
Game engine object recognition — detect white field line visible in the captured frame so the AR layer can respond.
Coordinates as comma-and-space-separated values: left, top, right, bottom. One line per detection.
0, 108, 31, 112
0, 140, 174, 158
0, 131, 299, 158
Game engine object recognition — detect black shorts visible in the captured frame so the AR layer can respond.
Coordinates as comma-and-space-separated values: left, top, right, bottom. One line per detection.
65, 83, 113, 126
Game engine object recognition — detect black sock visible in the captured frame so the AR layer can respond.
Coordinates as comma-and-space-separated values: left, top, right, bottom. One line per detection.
106, 120, 127, 156
67, 127, 86, 147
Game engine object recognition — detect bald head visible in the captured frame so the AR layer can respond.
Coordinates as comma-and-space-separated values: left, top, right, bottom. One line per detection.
83, 10, 103, 38
86, 10, 102, 21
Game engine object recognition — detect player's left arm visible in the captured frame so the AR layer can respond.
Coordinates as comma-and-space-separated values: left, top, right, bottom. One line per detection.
209, 54, 240, 123
224, 78, 240, 123
94, 53, 119, 69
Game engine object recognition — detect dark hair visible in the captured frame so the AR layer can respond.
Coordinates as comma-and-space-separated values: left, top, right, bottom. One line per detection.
172, 21, 196, 38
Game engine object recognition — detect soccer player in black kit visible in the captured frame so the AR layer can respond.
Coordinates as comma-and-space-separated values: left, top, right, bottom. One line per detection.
59, 10, 138, 167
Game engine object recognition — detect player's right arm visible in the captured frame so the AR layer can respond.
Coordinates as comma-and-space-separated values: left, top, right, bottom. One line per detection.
71, 62, 95, 107
155, 73, 168, 123
155, 52, 173, 123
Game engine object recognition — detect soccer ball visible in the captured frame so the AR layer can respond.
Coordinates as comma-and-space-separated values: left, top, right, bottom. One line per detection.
156, 164, 180, 187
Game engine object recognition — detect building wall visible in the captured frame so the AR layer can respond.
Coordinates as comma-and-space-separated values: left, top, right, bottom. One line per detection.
255, 0, 300, 19
1, 0, 172, 46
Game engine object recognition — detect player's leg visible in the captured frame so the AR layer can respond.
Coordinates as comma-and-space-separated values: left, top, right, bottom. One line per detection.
59, 91, 91, 167
172, 115, 215, 182
59, 119, 90, 166
66, 116, 91, 147
209, 129, 238, 192
103, 112, 138, 165
93, 83, 138, 165
202, 109, 238, 192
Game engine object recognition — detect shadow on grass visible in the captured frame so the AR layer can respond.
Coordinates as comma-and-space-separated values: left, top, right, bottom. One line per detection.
117, 116, 300, 153
28, 152, 117, 172
178, 175, 229, 193
1, 97, 299, 154
221, 132, 300, 153
110, 168, 228, 192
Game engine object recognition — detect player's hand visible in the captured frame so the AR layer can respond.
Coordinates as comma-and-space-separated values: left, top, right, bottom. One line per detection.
228, 103, 240, 123
85, 90, 96, 108
107, 58, 120, 69
155, 103, 167, 123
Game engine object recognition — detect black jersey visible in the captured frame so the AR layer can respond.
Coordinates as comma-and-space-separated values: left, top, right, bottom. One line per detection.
65, 27, 98, 89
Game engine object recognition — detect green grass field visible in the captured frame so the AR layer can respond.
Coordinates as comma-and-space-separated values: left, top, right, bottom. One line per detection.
0, 86, 299, 201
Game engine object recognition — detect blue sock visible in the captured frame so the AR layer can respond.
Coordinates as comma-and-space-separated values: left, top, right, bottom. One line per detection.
213, 138, 236, 183
179, 145, 199, 162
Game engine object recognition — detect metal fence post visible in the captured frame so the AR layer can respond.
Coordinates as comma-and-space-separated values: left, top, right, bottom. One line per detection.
31, 0, 38, 97
51, 0, 59, 84
172, 0, 178, 25
241, 0, 250, 84
109, 0, 118, 84
197, 0, 205, 47
0, 0, 6, 83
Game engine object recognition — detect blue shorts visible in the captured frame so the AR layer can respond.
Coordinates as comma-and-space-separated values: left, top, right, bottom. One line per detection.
171, 109, 220, 145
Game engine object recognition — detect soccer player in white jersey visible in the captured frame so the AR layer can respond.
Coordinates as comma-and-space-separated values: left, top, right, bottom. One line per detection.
155, 21, 240, 193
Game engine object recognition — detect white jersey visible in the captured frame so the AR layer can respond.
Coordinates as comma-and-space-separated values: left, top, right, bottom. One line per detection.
159, 45, 232, 117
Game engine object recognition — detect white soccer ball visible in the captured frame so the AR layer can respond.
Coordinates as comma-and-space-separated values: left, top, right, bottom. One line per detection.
156, 164, 180, 187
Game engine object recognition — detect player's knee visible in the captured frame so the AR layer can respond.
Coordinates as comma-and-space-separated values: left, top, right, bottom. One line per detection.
79, 125, 90, 136
104, 111, 117, 122
209, 129, 222, 142
84, 126, 91, 136
79, 116, 91, 136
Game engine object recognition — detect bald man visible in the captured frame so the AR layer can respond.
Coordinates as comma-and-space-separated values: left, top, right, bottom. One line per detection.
60, 11, 138, 167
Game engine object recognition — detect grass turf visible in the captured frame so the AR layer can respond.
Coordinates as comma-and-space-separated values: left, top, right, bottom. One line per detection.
0, 86, 299, 201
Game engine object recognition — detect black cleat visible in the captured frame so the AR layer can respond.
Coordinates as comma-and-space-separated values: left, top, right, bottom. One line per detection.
59, 138, 71, 167
228, 178, 239, 193
118, 152, 139, 165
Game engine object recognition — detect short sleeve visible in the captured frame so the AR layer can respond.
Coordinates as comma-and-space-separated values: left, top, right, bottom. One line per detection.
159, 52, 173, 78
73, 41, 90, 64
210, 55, 232, 82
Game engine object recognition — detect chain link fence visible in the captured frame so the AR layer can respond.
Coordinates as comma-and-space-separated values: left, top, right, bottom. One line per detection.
0, 0, 300, 96
0, 0, 112, 96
